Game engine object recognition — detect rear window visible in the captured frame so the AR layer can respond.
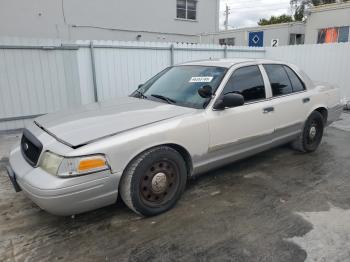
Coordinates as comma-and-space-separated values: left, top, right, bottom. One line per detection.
263, 64, 292, 97
283, 66, 305, 92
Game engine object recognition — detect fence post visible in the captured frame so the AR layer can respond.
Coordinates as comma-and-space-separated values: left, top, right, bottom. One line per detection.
89, 41, 99, 102
224, 45, 228, 58
170, 44, 175, 66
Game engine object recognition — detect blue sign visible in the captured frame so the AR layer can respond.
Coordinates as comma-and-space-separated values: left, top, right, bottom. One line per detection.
249, 31, 264, 47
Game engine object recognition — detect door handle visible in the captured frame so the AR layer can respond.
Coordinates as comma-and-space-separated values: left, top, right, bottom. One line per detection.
303, 97, 310, 103
263, 107, 274, 113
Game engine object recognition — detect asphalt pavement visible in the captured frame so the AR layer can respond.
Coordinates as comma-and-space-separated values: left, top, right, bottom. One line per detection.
1, 113, 350, 262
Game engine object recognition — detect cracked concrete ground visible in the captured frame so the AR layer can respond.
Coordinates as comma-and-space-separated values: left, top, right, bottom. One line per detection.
1, 113, 350, 262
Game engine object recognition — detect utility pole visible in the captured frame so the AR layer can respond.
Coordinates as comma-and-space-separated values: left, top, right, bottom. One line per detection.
224, 4, 231, 30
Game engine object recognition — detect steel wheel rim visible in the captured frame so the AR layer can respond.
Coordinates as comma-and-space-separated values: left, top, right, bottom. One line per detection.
139, 159, 179, 207
306, 120, 321, 146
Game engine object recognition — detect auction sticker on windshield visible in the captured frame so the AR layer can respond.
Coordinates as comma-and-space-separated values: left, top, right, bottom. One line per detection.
189, 76, 213, 83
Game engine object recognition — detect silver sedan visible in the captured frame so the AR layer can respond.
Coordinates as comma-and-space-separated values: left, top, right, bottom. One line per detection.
7, 58, 342, 216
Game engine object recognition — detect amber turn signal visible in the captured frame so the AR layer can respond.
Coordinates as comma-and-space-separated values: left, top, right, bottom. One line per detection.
78, 158, 106, 172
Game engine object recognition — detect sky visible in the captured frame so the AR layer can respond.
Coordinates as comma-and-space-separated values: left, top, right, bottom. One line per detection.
220, 0, 292, 29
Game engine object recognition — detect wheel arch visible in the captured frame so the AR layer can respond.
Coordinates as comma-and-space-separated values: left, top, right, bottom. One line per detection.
120, 143, 193, 181
164, 143, 193, 177
311, 106, 328, 124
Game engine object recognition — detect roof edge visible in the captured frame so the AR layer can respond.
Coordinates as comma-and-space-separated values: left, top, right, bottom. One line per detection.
201, 22, 306, 36
310, 2, 350, 13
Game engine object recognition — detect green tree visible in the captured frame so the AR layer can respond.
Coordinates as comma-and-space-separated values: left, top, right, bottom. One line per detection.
290, 0, 337, 21
258, 14, 294, 26
293, 4, 305, 21
259, 0, 345, 25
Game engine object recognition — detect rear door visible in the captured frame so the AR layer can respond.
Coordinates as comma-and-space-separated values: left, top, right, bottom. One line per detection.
262, 64, 311, 137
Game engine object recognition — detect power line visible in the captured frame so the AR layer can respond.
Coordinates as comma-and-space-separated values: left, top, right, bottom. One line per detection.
223, 0, 290, 4
222, 3, 290, 10
220, 0, 292, 29
221, 6, 290, 12
221, 1, 290, 10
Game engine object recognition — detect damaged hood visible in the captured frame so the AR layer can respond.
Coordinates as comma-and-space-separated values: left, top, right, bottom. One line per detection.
34, 97, 195, 147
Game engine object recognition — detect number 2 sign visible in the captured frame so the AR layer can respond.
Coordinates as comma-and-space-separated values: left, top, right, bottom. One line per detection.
271, 39, 279, 47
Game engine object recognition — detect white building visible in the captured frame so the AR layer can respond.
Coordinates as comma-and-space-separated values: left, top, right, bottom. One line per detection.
305, 2, 350, 44
0, 0, 220, 43
201, 2, 350, 47
201, 22, 306, 47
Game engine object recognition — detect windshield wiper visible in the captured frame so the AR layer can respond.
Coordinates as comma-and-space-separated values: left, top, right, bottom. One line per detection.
150, 94, 176, 104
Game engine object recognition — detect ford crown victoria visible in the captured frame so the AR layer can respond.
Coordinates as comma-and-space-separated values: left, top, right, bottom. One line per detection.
6, 59, 342, 216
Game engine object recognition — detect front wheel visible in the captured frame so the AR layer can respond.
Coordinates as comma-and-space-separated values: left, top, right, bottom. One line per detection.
119, 146, 187, 216
291, 111, 325, 153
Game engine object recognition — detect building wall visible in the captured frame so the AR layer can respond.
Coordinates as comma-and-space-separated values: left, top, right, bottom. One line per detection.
305, 2, 350, 44
0, 0, 220, 42
201, 23, 305, 47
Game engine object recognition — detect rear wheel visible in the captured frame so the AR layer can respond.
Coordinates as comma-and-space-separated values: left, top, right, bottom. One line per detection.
291, 111, 324, 153
119, 146, 187, 216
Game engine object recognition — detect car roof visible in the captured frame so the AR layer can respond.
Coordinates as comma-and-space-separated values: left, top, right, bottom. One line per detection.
180, 58, 314, 89
179, 58, 284, 68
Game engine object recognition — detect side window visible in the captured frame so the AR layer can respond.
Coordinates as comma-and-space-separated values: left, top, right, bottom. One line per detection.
283, 66, 305, 92
222, 66, 266, 102
263, 64, 292, 97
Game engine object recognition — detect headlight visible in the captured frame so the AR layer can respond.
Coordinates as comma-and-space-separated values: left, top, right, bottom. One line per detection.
39, 151, 110, 177
40, 151, 63, 175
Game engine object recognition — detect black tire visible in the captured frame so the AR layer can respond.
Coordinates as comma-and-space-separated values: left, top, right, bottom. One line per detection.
119, 146, 187, 216
291, 111, 325, 153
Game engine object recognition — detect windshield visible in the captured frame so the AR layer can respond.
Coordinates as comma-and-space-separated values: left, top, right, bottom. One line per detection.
131, 66, 227, 109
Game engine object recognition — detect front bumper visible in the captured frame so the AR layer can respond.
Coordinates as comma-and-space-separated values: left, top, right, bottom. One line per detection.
8, 147, 122, 216
5, 165, 22, 192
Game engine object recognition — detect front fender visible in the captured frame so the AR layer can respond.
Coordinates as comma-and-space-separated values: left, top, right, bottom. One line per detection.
71, 112, 210, 174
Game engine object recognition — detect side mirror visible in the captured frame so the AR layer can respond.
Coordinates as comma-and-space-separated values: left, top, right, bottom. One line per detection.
198, 85, 213, 98
214, 93, 244, 110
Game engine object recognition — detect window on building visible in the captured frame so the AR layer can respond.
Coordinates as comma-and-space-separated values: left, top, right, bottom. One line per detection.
219, 38, 235, 46
317, 26, 350, 44
289, 34, 305, 45
177, 0, 197, 20
338, 27, 350, 42
263, 64, 293, 97
222, 66, 266, 102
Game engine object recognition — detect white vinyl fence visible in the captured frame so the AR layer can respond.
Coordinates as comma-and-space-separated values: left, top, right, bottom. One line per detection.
75, 40, 265, 103
265, 43, 350, 102
0, 37, 349, 131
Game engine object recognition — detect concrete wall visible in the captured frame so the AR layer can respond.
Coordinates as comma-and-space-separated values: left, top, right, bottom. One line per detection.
201, 23, 305, 47
305, 2, 350, 44
0, 0, 220, 43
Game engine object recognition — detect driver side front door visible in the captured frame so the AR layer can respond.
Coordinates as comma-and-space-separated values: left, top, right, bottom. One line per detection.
204, 65, 275, 166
